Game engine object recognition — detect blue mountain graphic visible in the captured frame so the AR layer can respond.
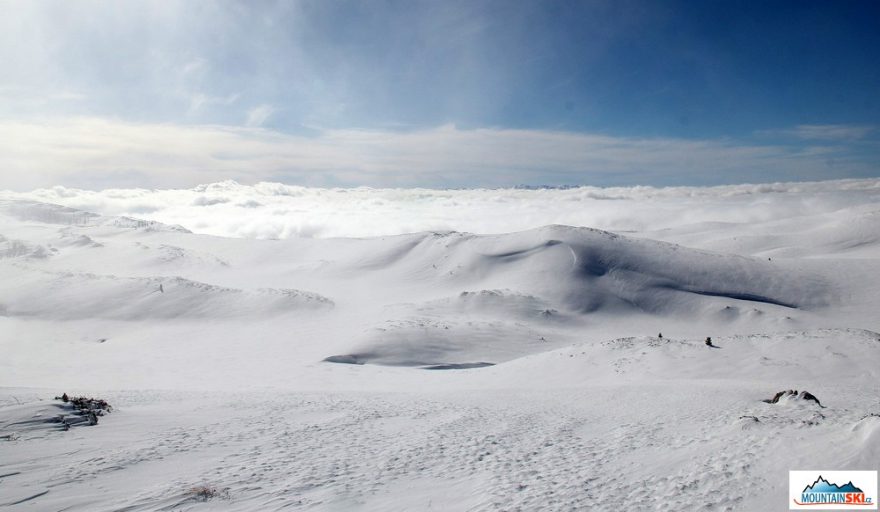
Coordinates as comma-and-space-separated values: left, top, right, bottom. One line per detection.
803, 476, 864, 494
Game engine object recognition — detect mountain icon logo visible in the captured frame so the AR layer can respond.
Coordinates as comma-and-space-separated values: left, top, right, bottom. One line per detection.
792, 472, 876, 509
804, 476, 865, 495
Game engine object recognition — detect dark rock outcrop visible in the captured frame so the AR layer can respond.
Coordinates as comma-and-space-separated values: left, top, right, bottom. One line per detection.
763, 389, 823, 407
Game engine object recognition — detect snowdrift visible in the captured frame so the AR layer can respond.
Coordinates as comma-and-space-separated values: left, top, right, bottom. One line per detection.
324, 226, 829, 366
0, 270, 333, 320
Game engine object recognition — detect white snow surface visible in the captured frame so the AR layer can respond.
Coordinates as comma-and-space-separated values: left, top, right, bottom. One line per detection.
1, 181, 880, 511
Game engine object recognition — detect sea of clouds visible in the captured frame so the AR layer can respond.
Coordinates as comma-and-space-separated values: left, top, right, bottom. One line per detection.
2, 179, 879, 239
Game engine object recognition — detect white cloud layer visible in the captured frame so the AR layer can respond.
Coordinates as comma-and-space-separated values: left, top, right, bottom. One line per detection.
3, 178, 879, 240
0, 117, 876, 192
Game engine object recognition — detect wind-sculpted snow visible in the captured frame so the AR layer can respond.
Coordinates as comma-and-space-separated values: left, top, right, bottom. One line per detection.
0, 199, 99, 227
57, 230, 103, 248
331, 226, 822, 312
0, 200, 844, 367
0, 194, 879, 511
329, 318, 554, 367
2, 329, 879, 511
0, 199, 189, 233
466, 225, 825, 312
497, 328, 880, 386
0, 235, 52, 260
292, 224, 833, 366
108, 216, 191, 233
1, 271, 333, 320
421, 289, 560, 319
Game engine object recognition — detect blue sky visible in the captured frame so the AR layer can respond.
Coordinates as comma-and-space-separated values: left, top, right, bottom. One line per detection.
0, 0, 878, 190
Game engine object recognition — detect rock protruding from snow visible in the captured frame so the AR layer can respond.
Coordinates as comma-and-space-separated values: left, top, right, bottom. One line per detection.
763, 389, 823, 407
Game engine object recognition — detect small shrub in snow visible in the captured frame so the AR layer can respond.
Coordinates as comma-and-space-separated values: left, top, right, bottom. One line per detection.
190, 485, 229, 502
53, 394, 112, 430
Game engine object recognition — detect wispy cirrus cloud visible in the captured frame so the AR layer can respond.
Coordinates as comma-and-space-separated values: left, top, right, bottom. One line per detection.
760, 124, 876, 141
0, 117, 875, 191
245, 105, 275, 128
791, 124, 875, 140
187, 93, 240, 117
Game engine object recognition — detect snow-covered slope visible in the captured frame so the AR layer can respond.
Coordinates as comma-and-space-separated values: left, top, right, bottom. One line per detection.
0, 199, 844, 369
1, 192, 879, 511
